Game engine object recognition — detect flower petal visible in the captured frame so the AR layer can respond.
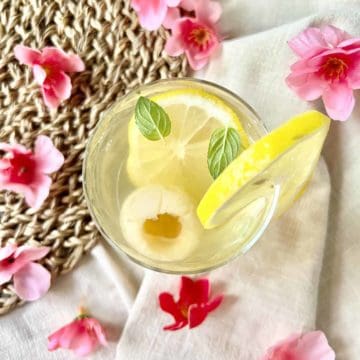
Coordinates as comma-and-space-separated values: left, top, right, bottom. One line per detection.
159, 292, 185, 320
166, 0, 180, 6
188, 303, 209, 328
41, 87, 62, 109
206, 295, 223, 313
14, 45, 41, 65
292, 331, 336, 359
179, 277, 210, 307
322, 83, 355, 121
322, 25, 350, 47
286, 72, 325, 101
188, 295, 223, 329
338, 37, 360, 50
0, 143, 29, 154
41, 47, 85, 72
34, 135, 64, 174
262, 332, 335, 360
14, 246, 50, 263
180, 0, 194, 11
164, 320, 188, 331
0, 182, 32, 200
23, 174, 52, 209
0, 269, 14, 286
48, 325, 68, 351
186, 51, 210, 70
45, 71, 72, 101
132, 0, 168, 31
163, 7, 181, 29
70, 327, 98, 357
165, 35, 184, 57
0, 244, 17, 261
32, 65, 46, 85
58, 320, 83, 349
347, 61, 360, 89
0, 246, 49, 278
13, 262, 51, 301
288, 27, 327, 58
195, 0, 222, 25
85, 318, 108, 346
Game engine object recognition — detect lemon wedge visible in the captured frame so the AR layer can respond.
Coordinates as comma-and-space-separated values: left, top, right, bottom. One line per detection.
197, 111, 330, 229
127, 89, 249, 202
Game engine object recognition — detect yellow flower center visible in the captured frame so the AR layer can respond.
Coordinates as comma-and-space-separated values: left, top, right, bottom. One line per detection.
189, 27, 211, 47
322, 57, 348, 80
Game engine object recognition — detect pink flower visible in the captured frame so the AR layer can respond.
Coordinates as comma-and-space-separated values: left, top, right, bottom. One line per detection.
0, 135, 64, 209
261, 331, 335, 360
0, 244, 50, 301
48, 308, 107, 357
131, 0, 181, 31
159, 276, 223, 331
14, 45, 84, 109
165, 0, 222, 70
286, 25, 360, 121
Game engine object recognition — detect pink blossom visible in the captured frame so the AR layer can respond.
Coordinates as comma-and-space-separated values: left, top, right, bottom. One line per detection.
286, 25, 360, 121
159, 276, 223, 331
131, 0, 181, 31
0, 244, 50, 301
261, 331, 335, 360
165, 0, 222, 70
48, 308, 107, 357
0, 135, 64, 209
14, 45, 84, 109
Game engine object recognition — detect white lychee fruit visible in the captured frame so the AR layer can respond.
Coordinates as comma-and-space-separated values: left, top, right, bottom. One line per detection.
120, 185, 202, 261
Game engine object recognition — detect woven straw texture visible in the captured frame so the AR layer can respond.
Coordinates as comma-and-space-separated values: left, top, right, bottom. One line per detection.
0, 0, 187, 315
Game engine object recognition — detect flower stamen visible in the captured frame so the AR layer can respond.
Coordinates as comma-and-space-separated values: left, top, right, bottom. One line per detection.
188, 27, 212, 49
322, 57, 348, 81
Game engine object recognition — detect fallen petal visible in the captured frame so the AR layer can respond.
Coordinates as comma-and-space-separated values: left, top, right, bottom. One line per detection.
34, 135, 64, 174
13, 262, 51, 301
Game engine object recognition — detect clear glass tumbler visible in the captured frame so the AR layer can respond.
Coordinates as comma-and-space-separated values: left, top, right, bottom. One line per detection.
83, 78, 280, 274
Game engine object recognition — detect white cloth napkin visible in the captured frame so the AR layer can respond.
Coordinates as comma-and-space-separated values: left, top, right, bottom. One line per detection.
2, 1, 360, 360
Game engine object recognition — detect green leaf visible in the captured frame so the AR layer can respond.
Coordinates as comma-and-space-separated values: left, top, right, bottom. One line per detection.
208, 127, 243, 179
135, 96, 171, 141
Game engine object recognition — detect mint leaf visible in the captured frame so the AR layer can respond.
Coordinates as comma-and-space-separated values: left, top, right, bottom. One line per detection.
208, 127, 243, 179
135, 96, 171, 141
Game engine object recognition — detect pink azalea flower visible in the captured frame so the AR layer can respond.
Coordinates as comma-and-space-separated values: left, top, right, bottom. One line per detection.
14, 45, 84, 109
159, 276, 223, 331
0, 244, 50, 301
261, 331, 335, 360
131, 0, 181, 31
165, 0, 222, 70
0, 135, 64, 209
48, 308, 107, 357
286, 25, 360, 121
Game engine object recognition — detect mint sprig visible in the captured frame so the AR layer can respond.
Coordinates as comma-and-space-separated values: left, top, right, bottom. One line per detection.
135, 96, 171, 141
208, 127, 243, 179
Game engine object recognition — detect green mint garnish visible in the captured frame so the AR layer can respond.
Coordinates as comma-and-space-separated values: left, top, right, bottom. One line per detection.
135, 96, 171, 141
207, 127, 243, 179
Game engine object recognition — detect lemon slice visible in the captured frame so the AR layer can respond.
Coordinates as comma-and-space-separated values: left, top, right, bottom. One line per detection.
127, 89, 249, 202
197, 111, 330, 229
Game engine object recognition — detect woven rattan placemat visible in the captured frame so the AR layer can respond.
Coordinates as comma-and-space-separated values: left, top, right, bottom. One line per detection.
0, 0, 187, 315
